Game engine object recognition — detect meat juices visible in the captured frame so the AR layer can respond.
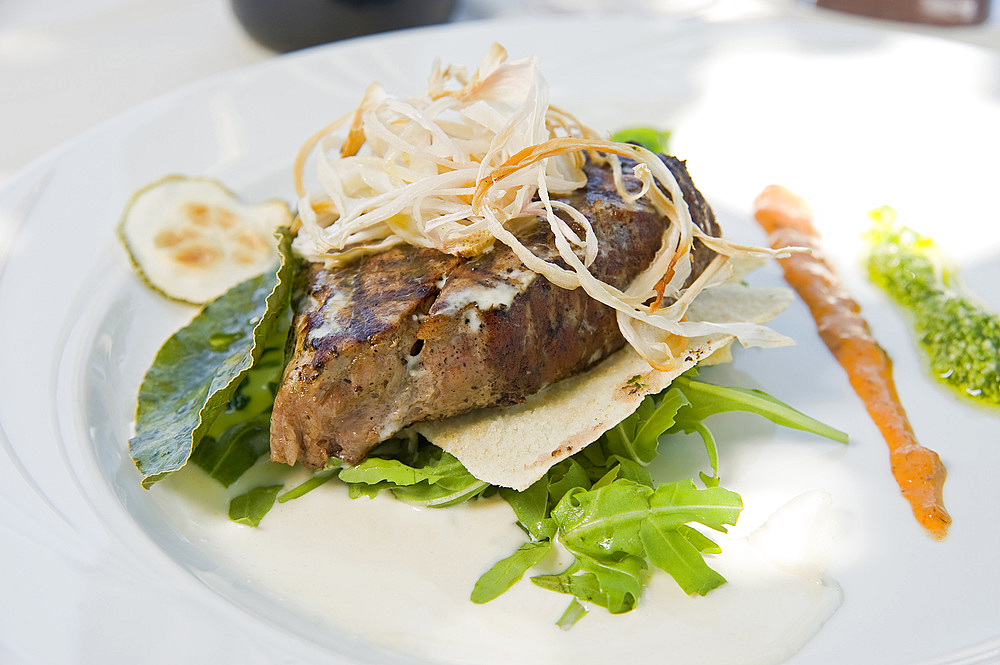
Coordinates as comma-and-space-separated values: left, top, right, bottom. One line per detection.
270, 156, 719, 469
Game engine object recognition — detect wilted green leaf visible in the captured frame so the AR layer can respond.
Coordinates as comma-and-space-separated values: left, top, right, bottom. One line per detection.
129, 229, 295, 488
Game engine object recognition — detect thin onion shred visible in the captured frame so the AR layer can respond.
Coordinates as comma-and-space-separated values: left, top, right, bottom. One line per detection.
293, 43, 794, 370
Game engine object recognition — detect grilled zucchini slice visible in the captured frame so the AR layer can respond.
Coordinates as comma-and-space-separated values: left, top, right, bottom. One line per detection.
119, 176, 292, 304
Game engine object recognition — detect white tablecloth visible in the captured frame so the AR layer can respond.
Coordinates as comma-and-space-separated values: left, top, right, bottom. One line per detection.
1, 0, 997, 185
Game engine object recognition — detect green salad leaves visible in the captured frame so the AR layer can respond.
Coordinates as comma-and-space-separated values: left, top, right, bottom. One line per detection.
338, 442, 491, 508
462, 378, 843, 625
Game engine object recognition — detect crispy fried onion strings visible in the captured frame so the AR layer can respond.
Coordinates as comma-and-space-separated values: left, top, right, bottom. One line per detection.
292, 43, 795, 370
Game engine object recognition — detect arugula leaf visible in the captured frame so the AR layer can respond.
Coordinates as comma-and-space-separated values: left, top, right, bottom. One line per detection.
553, 479, 739, 558
533, 569, 617, 611
547, 458, 592, 503
533, 561, 642, 615
229, 484, 283, 526
640, 520, 726, 596
582, 388, 689, 478
646, 479, 743, 532
619, 458, 657, 486
338, 457, 436, 487
576, 551, 646, 605
471, 541, 552, 604
390, 478, 491, 508
631, 389, 691, 462
556, 599, 588, 630
479, 373, 846, 622
500, 480, 555, 540
539, 478, 740, 610
129, 229, 296, 488
190, 415, 271, 487
672, 376, 849, 444
278, 470, 337, 503
610, 127, 671, 153
601, 390, 690, 466
338, 446, 490, 508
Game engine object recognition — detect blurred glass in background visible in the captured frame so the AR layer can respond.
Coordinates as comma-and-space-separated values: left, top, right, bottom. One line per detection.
231, 0, 458, 52
230, 0, 992, 55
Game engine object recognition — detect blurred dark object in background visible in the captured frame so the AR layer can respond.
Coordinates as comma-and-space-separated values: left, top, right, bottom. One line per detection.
231, 0, 458, 52
816, 0, 989, 25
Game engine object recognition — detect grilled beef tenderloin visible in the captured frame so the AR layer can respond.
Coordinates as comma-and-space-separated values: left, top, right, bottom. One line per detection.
270, 155, 719, 468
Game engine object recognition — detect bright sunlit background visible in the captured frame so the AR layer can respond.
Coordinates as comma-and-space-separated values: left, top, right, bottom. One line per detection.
0, 0, 997, 185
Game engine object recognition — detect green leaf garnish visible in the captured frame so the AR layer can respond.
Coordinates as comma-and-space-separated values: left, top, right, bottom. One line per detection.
610, 127, 672, 153
278, 470, 337, 503
640, 520, 727, 596
129, 228, 295, 488
229, 484, 283, 526
500, 480, 554, 540
533, 558, 642, 615
190, 416, 271, 488
553, 479, 740, 561
556, 599, 589, 630
470, 541, 552, 604
191, 312, 292, 487
529, 478, 740, 612
604, 389, 690, 466
338, 445, 490, 508
476, 373, 846, 624
672, 376, 849, 444
204, 329, 290, 436
547, 458, 593, 503
212, 368, 843, 622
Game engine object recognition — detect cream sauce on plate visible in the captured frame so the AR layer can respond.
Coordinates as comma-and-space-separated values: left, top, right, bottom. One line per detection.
153, 468, 842, 665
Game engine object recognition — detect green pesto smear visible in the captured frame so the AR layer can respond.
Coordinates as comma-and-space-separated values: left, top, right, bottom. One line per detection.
866, 207, 1000, 407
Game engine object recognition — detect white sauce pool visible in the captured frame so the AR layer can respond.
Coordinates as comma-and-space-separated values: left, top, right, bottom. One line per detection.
152, 470, 841, 665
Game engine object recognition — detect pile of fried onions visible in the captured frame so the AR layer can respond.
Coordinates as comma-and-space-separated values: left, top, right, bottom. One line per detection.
292, 43, 795, 370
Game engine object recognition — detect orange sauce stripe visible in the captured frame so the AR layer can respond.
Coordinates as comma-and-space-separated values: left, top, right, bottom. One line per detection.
753, 185, 950, 540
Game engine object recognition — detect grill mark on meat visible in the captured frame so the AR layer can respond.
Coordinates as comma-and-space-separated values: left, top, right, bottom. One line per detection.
270, 155, 719, 468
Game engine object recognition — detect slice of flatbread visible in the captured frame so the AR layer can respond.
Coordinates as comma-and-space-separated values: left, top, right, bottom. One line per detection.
416, 284, 792, 490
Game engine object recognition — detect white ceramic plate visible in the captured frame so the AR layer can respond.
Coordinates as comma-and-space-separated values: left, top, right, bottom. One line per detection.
2, 13, 999, 665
